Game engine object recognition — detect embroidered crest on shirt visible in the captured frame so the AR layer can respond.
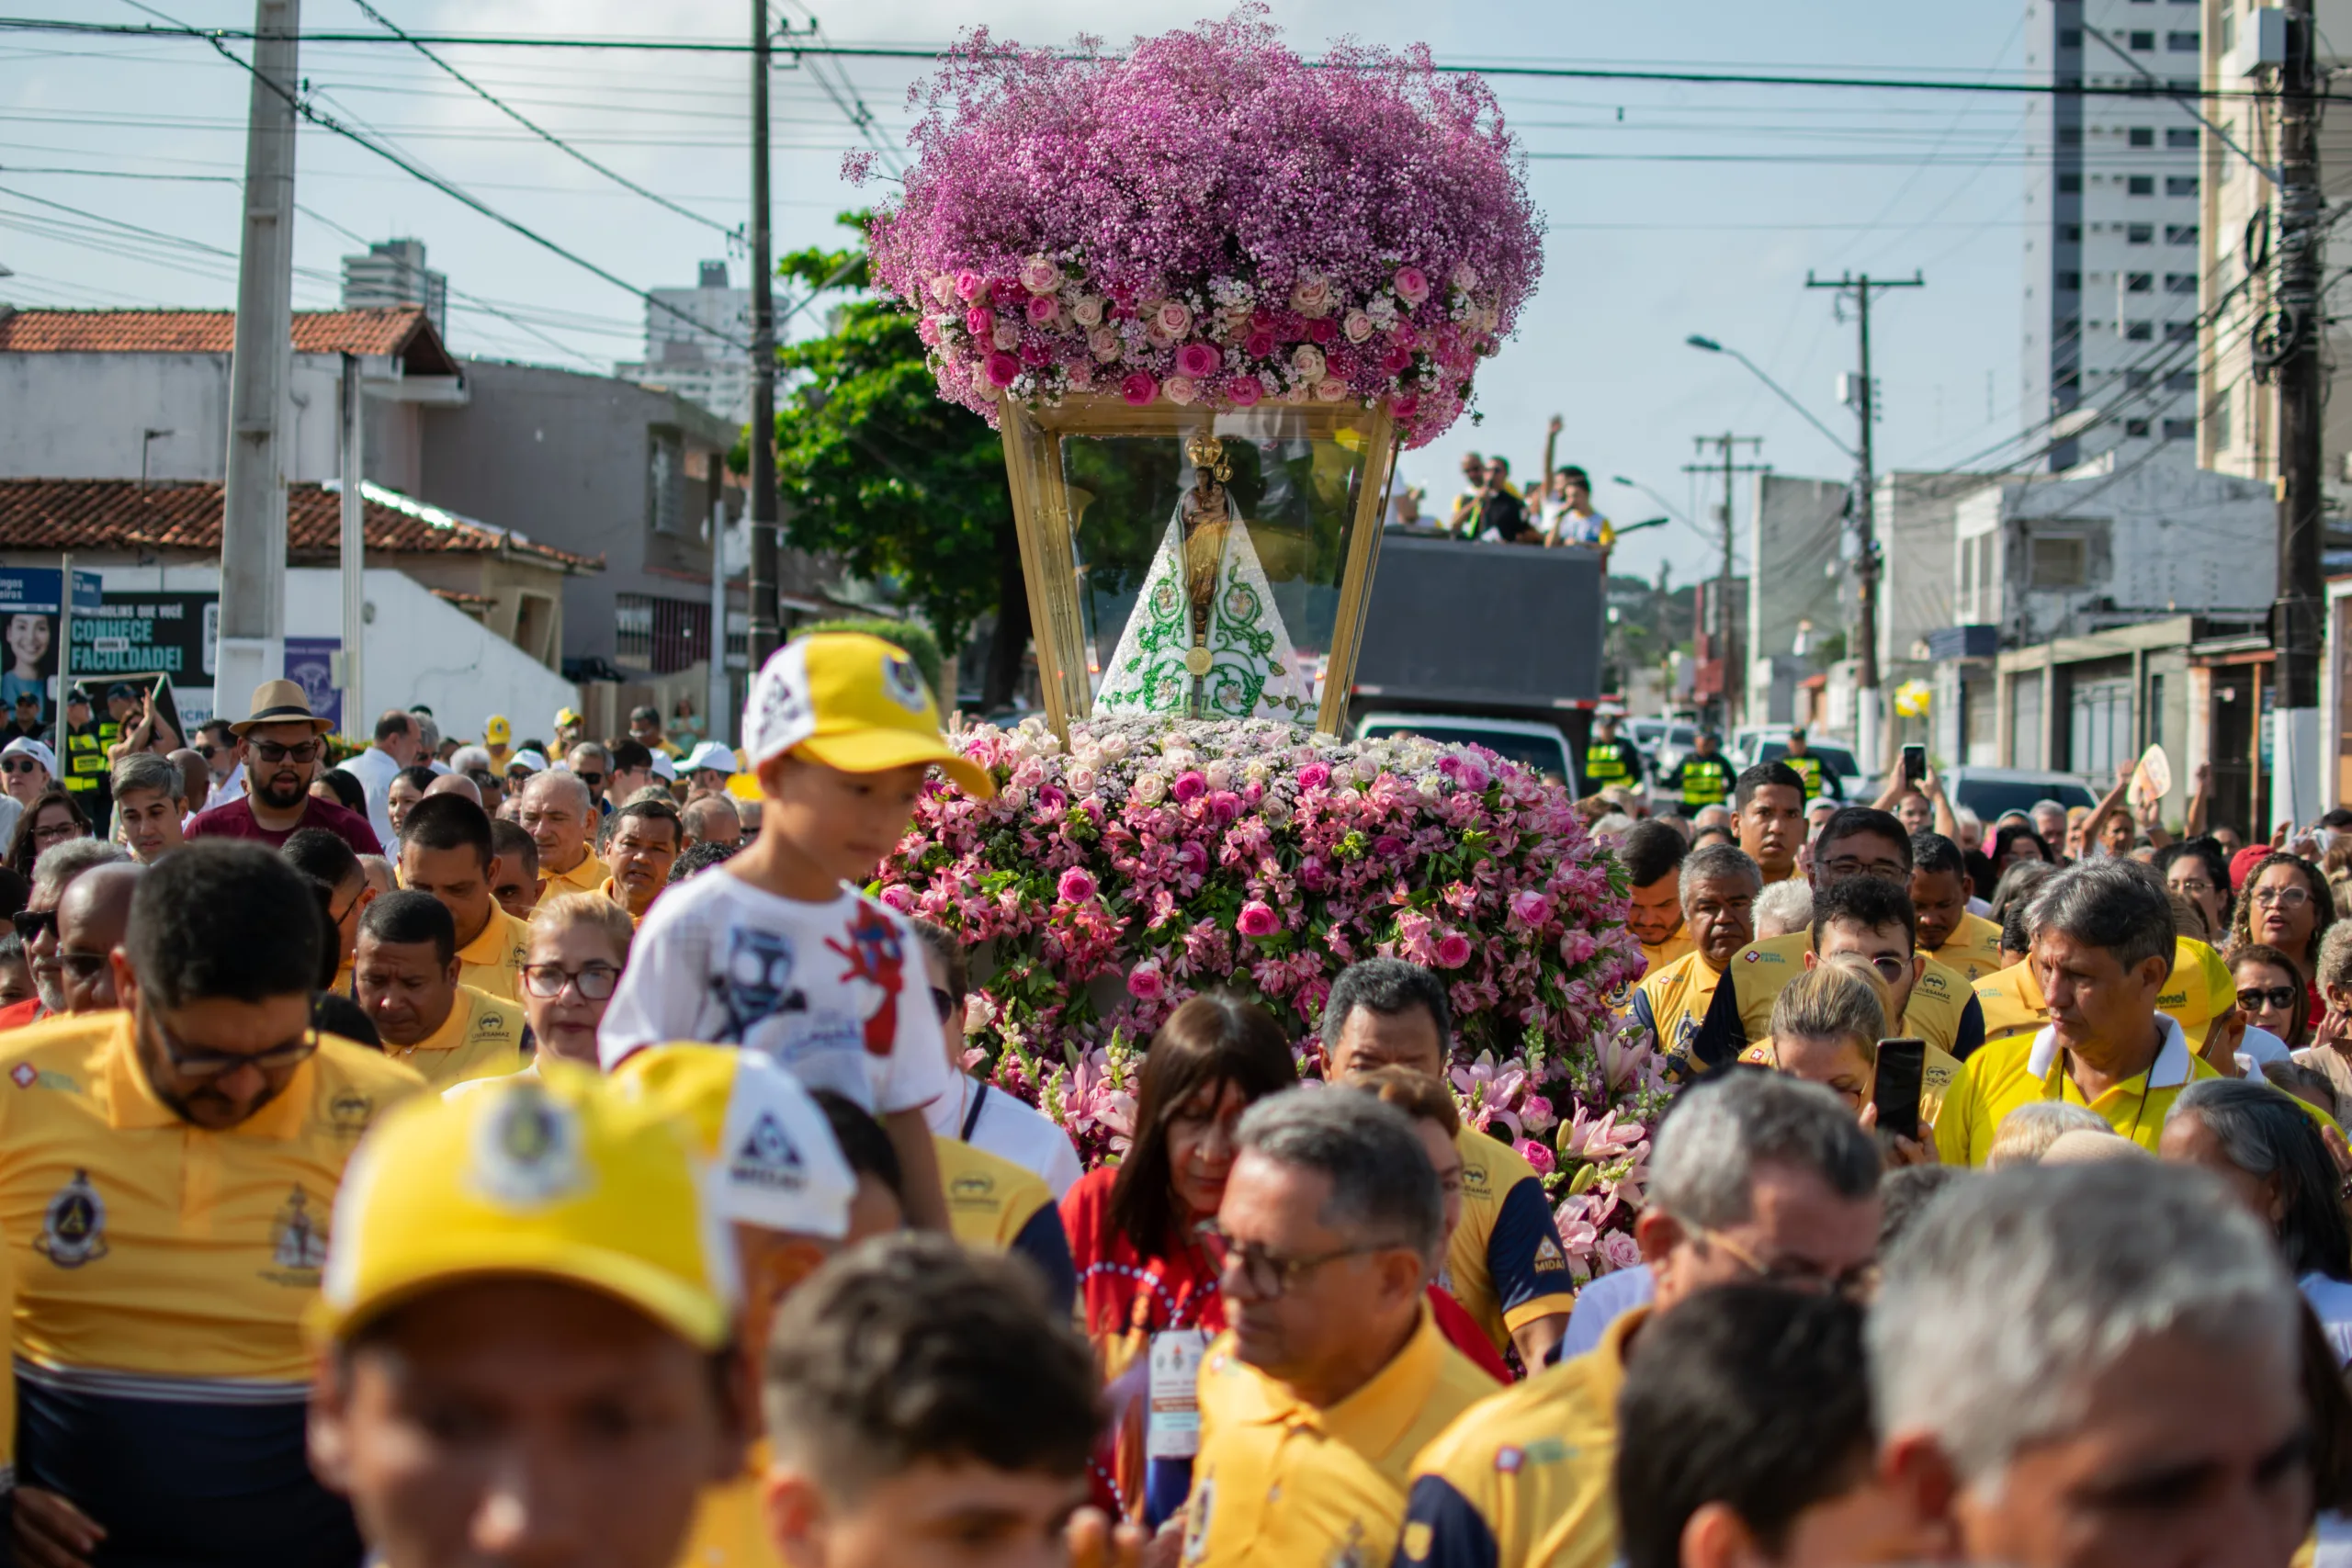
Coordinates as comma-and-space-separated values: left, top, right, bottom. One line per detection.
824, 905, 906, 1057
269, 1186, 329, 1273
36, 1169, 107, 1268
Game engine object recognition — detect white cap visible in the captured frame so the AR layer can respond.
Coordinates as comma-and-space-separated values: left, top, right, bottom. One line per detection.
681, 740, 737, 775
607, 1045, 855, 1238
506, 749, 548, 775
2, 737, 57, 777
649, 751, 678, 783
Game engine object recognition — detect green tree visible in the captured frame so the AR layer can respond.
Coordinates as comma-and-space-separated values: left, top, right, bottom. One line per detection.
766, 215, 1028, 707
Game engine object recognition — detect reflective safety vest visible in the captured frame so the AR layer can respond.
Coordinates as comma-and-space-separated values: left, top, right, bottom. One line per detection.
60, 725, 107, 803
1583, 739, 1638, 787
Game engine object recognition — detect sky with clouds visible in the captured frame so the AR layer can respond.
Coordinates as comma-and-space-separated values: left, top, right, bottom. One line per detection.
1, 0, 2032, 586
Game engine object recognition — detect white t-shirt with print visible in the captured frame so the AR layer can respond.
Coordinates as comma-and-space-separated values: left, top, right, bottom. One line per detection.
597, 871, 953, 1117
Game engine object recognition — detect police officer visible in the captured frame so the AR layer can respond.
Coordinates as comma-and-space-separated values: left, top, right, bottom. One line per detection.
1781, 726, 1840, 801
1665, 729, 1734, 814
51, 686, 109, 827
1579, 712, 1645, 798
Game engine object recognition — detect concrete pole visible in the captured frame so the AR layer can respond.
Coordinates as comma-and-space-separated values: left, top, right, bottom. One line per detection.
745, 0, 781, 666
2273, 0, 2324, 828
708, 497, 730, 748
338, 351, 366, 740
215, 0, 300, 717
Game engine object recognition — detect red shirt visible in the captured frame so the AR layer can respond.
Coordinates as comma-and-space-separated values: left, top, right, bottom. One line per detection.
0, 998, 42, 1032
185, 794, 381, 857
1428, 1282, 1512, 1383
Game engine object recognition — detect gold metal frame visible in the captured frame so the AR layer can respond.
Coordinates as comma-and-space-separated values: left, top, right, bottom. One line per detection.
997, 393, 1398, 741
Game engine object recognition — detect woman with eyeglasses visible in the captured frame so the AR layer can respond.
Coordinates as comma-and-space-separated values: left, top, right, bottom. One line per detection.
517, 891, 633, 1068
1061, 992, 1296, 1525
2156, 837, 2236, 939
2232, 852, 2335, 1023
909, 919, 1082, 1196
2233, 942, 2312, 1049
6, 787, 88, 881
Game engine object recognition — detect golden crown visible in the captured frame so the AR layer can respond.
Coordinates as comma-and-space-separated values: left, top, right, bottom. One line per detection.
1185, 433, 1231, 481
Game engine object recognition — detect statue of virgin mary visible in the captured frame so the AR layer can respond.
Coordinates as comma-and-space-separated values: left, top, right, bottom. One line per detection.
1094, 434, 1313, 723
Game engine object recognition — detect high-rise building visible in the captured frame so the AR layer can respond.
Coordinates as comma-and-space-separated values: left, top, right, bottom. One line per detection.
615, 260, 752, 427
2021, 0, 2205, 472
340, 238, 447, 335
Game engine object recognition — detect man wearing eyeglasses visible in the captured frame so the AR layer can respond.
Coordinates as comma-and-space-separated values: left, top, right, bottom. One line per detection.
0, 841, 424, 1567
1178, 1090, 1495, 1568
1399, 1073, 1883, 1568
395, 795, 530, 1004
52, 862, 141, 1015
352, 891, 531, 1093
185, 681, 381, 857
4, 840, 130, 1032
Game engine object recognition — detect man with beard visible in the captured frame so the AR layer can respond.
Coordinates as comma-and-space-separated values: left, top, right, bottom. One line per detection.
0, 839, 129, 1030
186, 681, 380, 857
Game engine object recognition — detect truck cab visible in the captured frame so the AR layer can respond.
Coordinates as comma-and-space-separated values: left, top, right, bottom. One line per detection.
1353, 712, 1581, 787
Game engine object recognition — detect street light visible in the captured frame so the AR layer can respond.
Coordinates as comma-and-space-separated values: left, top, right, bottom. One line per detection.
1685, 333, 1860, 462
1611, 476, 1713, 548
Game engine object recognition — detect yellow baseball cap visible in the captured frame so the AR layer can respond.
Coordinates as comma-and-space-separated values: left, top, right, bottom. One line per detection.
312, 1066, 737, 1348
743, 632, 993, 797
555, 706, 583, 730
2159, 935, 2235, 1049
609, 1044, 855, 1238
483, 715, 512, 747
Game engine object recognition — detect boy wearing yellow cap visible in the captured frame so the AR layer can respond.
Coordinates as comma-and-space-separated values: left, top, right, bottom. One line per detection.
598, 634, 997, 1231
307, 1067, 752, 1568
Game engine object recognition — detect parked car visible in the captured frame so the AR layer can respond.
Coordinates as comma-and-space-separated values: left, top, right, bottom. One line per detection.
1940, 766, 2099, 826
1354, 712, 1579, 788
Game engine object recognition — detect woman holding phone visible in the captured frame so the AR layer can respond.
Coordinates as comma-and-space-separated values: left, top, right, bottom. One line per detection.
1740, 962, 1942, 1167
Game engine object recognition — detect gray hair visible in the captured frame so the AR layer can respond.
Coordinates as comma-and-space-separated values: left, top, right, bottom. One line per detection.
447, 745, 492, 774
568, 741, 612, 772
2320, 921, 2352, 994
1589, 812, 1635, 841
522, 769, 594, 817
1647, 1071, 1881, 1230
1753, 878, 1813, 938
32, 838, 129, 903
1871, 1161, 2298, 1490
2025, 859, 2175, 976
1984, 1101, 2109, 1169
410, 710, 442, 752
1679, 843, 1762, 914
110, 750, 181, 805
1233, 1089, 1443, 1267
2168, 1077, 2352, 1279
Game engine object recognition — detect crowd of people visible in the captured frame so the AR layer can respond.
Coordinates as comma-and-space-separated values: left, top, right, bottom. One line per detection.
0, 626, 2348, 1568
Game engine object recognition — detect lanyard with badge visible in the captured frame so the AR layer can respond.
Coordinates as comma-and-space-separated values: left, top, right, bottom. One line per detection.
2045, 1047, 2155, 1143
1143, 1224, 1222, 1462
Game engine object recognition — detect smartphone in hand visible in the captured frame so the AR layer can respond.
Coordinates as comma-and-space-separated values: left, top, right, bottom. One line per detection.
1901, 744, 1927, 785
1873, 1038, 1927, 1144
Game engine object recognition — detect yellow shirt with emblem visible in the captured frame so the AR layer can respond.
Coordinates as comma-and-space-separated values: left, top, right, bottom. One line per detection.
1636, 931, 1692, 980
1719, 932, 1977, 1061
1931, 912, 2007, 983
1736, 1039, 1962, 1130
1446, 1128, 1577, 1358
538, 849, 610, 899
673, 1438, 781, 1568
388, 984, 530, 1092
1182, 1307, 1495, 1567
1935, 1014, 2219, 1166
1628, 950, 1726, 1065
1971, 937, 2233, 1050
1396, 1305, 1642, 1568
597, 876, 652, 930
934, 1134, 1054, 1254
456, 903, 532, 1004
0, 1012, 424, 1382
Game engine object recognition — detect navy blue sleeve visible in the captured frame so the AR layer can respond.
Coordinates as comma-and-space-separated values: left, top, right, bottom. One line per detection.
1952, 993, 1986, 1062
1486, 1176, 1574, 1324
1686, 965, 1748, 1073
1009, 1202, 1077, 1319
1628, 987, 1659, 1043
1393, 1476, 1498, 1568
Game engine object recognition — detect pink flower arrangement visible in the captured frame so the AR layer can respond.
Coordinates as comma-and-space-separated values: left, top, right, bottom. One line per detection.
857, 11, 1542, 449
876, 716, 1666, 1236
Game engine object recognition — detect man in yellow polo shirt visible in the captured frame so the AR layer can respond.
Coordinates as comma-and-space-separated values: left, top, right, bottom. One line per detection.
1619, 821, 1693, 978
1973, 908, 2240, 1061
0, 842, 424, 1565
1687, 806, 1986, 1072
519, 769, 608, 898
1733, 761, 1807, 886
1938, 860, 2218, 1164
933, 1132, 1076, 1316
1910, 830, 2003, 982
1180, 1090, 1494, 1567
1397, 1072, 1882, 1568
1322, 959, 1576, 1368
1627, 843, 1758, 1071
600, 797, 684, 927
352, 891, 531, 1091
396, 793, 530, 1002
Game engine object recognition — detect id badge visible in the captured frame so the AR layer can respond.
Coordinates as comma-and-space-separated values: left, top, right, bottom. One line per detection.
1145, 1328, 1209, 1460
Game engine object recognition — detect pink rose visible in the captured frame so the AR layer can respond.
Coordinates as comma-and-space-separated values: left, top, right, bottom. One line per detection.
1170, 770, 1206, 804
1175, 342, 1221, 379
1226, 376, 1262, 409
1434, 931, 1473, 968
1089, 326, 1122, 362
1393, 265, 1431, 306
1291, 344, 1326, 381
1392, 392, 1420, 420
1510, 890, 1555, 928
1237, 900, 1280, 938
983, 353, 1022, 389
1342, 309, 1374, 344
1392, 320, 1419, 350
964, 306, 995, 337
1019, 339, 1051, 367
1066, 361, 1094, 390
1154, 299, 1193, 338
1127, 961, 1166, 1002
954, 270, 984, 301
1379, 341, 1414, 376
1451, 261, 1480, 292
1295, 761, 1331, 790
1206, 790, 1242, 825
1057, 867, 1098, 903
1019, 254, 1063, 295
1119, 371, 1159, 406
1313, 377, 1349, 402
992, 322, 1023, 352
989, 276, 1022, 307
1025, 293, 1060, 326
1324, 348, 1357, 378
1599, 1231, 1644, 1273
1514, 1139, 1556, 1177
1288, 274, 1333, 318
1306, 316, 1338, 345
1070, 295, 1105, 328
1163, 375, 1198, 405
877, 884, 916, 912
1242, 329, 1277, 360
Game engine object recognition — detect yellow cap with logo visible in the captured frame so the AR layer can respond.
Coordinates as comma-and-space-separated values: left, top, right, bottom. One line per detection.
610, 1043, 855, 1238
483, 714, 512, 748
311, 1064, 737, 1348
743, 632, 994, 797
2162, 935, 2235, 1048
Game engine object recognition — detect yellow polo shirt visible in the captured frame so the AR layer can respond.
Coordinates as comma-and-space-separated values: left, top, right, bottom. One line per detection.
597, 875, 652, 929
1972, 937, 2234, 1050
673, 1438, 780, 1568
935, 1134, 1053, 1254
1717, 932, 1979, 1062
385, 984, 530, 1092
1737, 1039, 1962, 1130
1931, 912, 2007, 983
1447, 1128, 1577, 1358
1637, 931, 1692, 979
1182, 1307, 1495, 1566
538, 849, 609, 899
1935, 1015, 2219, 1166
0, 1012, 424, 1383
1973, 959, 2045, 1044
1627, 949, 1726, 1068
455, 903, 532, 1004
1396, 1305, 1641, 1568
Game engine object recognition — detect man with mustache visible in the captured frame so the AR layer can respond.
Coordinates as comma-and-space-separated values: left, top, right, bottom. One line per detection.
185, 681, 380, 857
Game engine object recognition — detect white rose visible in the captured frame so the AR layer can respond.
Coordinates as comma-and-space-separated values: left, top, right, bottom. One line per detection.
1204, 760, 1234, 790
1342, 310, 1374, 344
992, 322, 1022, 352
1132, 773, 1168, 805
1313, 377, 1349, 402
1067, 764, 1099, 793
1071, 295, 1104, 328
1089, 327, 1122, 362
1291, 344, 1326, 381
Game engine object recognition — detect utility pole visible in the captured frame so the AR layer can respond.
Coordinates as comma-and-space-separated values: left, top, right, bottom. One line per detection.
337, 351, 365, 741
745, 0, 781, 668
2271, 0, 2325, 823
1806, 269, 1923, 772
1683, 434, 1766, 731
215, 0, 300, 715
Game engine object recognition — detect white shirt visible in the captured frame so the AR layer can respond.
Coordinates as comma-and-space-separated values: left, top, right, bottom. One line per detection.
925, 1074, 1083, 1197
1555, 1262, 1654, 1362
205, 759, 245, 810
597, 873, 953, 1117
339, 743, 405, 849
2235, 1024, 2295, 1074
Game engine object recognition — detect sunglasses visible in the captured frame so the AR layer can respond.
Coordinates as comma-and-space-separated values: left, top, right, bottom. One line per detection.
250, 739, 322, 765
10, 908, 53, 942
0, 758, 44, 775
2239, 985, 2301, 1011
575, 772, 605, 790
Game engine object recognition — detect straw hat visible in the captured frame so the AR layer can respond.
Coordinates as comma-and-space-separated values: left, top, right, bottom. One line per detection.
231, 678, 334, 737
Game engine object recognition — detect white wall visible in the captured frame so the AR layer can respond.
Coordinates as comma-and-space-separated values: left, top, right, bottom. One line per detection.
91, 563, 577, 735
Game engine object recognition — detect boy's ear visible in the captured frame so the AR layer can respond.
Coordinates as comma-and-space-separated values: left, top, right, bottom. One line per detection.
762, 1464, 831, 1568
